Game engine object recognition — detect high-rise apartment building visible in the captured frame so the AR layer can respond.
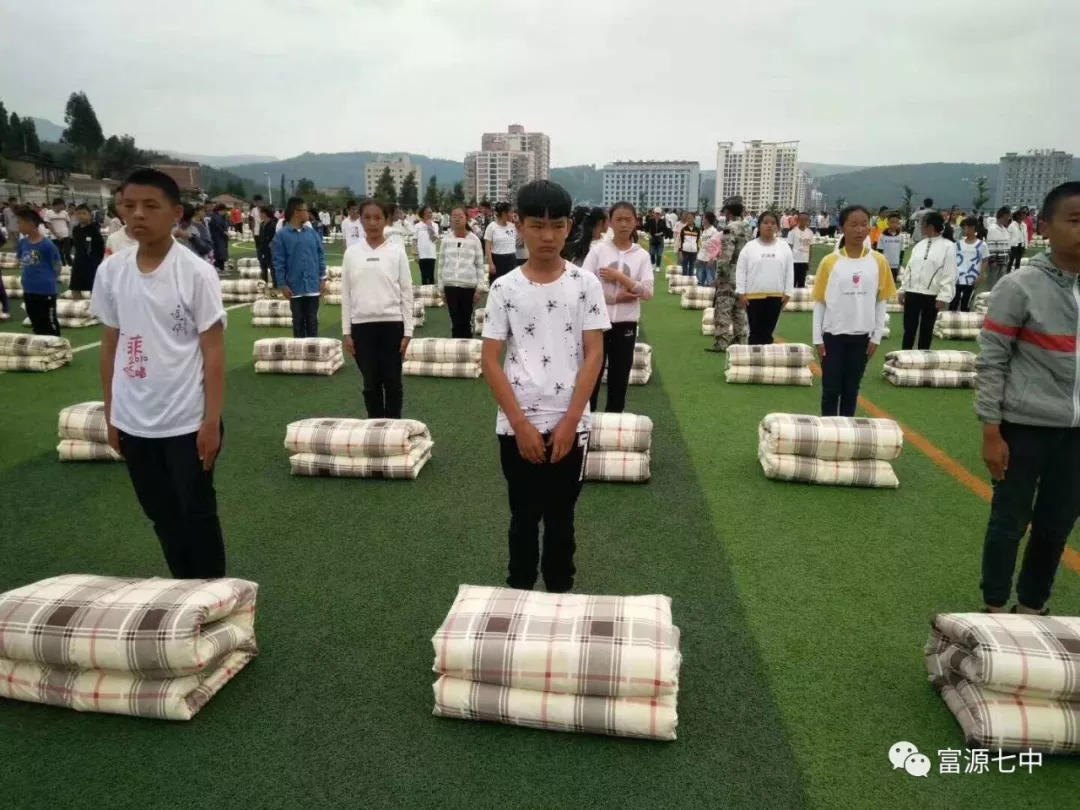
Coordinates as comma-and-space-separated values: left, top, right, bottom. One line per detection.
994, 149, 1072, 209
463, 124, 550, 202
364, 155, 421, 198
713, 140, 800, 212
600, 161, 700, 210
481, 124, 550, 180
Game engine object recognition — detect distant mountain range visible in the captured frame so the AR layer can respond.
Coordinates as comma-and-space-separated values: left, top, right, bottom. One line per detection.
30, 117, 65, 143
162, 151, 280, 168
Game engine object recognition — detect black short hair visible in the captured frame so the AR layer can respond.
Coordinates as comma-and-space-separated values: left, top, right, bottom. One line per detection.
259, 205, 275, 218
15, 206, 43, 227
887, 211, 901, 220
181, 202, 196, 222
214, 203, 228, 213
515, 180, 572, 220
996, 205, 1012, 220
961, 216, 979, 229
284, 196, 306, 221
494, 201, 512, 216
838, 204, 870, 226
120, 168, 182, 206
357, 198, 388, 219
922, 198, 933, 207
923, 212, 945, 233
252, 194, 263, 201
1041, 182, 1080, 222
346, 199, 358, 209
51, 197, 65, 206
75, 203, 90, 212
703, 211, 717, 226
721, 200, 744, 219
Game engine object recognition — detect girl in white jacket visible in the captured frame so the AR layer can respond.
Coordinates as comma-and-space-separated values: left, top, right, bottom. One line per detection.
898, 212, 956, 350
736, 211, 794, 345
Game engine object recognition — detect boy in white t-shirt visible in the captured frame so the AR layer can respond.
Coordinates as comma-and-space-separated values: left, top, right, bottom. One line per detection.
481, 180, 611, 593
341, 199, 363, 248
786, 212, 814, 288
91, 169, 228, 579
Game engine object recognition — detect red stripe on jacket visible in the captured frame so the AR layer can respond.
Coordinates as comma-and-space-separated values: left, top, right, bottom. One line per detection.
983, 318, 1077, 352
983, 318, 1019, 337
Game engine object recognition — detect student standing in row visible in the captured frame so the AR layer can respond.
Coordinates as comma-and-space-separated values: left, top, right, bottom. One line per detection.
480, 180, 610, 593
413, 206, 440, 285
69, 203, 105, 300
984, 206, 1014, 292
342, 200, 413, 419
43, 198, 73, 266
706, 201, 751, 353
91, 169, 227, 579
898, 212, 956, 350
484, 202, 518, 281
1008, 210, 1027, 271
437, 205, 485, 339
975, 182, 1080, 616
257, 206, 277, 287
675, 212, 700, 277
563, 207, 608, 265
16, 208, 63, 336
876, 213, 904, 282
208, 204, 230, 274
341, 199, 363, 249
583, 201, 654, 413
736, 211, 794, 345
643, 207, 671, 271
272, 197, 327, 338
812, 206, 896, 417
695, 212, 721, 287
786, 212, 814, 288
951, 217, 987, 312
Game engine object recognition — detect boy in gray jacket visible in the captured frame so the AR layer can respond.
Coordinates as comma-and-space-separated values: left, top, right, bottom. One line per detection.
975, 182, 1080, 614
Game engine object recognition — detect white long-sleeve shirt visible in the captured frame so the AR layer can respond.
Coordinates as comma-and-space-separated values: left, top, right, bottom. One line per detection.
811, 249, 897, 345
735, 238, 795, 298
340, 238, 414, 337
437, 231, 485, 290
1007, 220, 1027, 248
899, 236, 956, 302
581, 241, 655, 323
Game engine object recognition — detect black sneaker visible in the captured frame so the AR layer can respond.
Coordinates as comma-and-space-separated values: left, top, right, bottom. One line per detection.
704, 345, 727, 353
1010, 604, 1050, 616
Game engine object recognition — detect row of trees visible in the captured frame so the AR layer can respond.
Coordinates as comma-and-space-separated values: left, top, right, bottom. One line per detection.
371, 167, 467, 211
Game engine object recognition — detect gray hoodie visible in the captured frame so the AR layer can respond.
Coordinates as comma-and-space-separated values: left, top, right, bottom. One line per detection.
975, 253, 1080, 427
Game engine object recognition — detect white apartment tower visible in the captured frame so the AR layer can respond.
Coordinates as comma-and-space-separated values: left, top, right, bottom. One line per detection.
481, 124, 550, 180
714, 140, 800, 212
995, 149, 1072, 209
364, 155, 421, 198
600, 162, 700, 210
463, 124, 550, 202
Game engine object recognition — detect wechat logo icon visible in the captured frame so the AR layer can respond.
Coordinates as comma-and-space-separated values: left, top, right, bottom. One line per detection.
889, 741, 931, 777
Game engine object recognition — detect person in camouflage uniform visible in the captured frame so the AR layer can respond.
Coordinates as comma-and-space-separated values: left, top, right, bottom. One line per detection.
706, 201, 750, 352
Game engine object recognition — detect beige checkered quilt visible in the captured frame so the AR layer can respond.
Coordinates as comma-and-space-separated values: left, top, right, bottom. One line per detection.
585, 450, 651, 483
727, 343, 814, 367
589, 412, 653, 452
884, 367, 976, 388
251, 299, 293, 319
725, 366, 813, 386
285, 417, 431, 458
253, 337, 342, 362
405, 338, 482, 364
758, 450, 900, 488
253, 355, 343, 375
758, 413, 904, 461
57, 439, 122, 461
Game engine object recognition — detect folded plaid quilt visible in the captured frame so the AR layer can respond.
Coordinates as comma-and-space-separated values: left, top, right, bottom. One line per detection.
325, 266, 342, 280
787, 288, 813, 303
285, 417, 431, 458
473, 308, 486, 336
22, 316, 99, 328
288, 442, 433, 479
727, 343, 814, 367
758, 413, 904, 461
0, 333, 71, 357
0, 352, 72, 372
680, 288, 713, 310
784, 300, 815, 312
402, 360, 481, 378
926, 613, 1080, 753
973, 292, 991, 313
323, 280, 342, 296
0, 256, 18, 270
58, 290, 93, 300
886, 302, 904, 313
758, 449, 900, 488
253, 355, 343, 375
934, 327, 981, 340
884, 367, 976, 388
405, 338, 482, 364
433, 676, 677, 741
44, 299, 93, 319
236, 258, 260, 268
251, 317, 294, 328
664, 265, 679, 278
589, 412, 653, 453
602, 344, 652, 384
413, 299, 425, 317
251, 299, 293, 319
432, 585, 680, 697
58, 401, 109, 443
414, 285, 445, 307
585, 450, 651, 483
57, 439, 122, 461
884, 349, 977, 371
626, 367, 652, 385
253, 337, 342, 362
726, 366, 813, 385
935, 311, 984, 331
323, 294, 342, 305
219, 279, 265, 295
238, 267, 263, 279
221, 293, 262, 303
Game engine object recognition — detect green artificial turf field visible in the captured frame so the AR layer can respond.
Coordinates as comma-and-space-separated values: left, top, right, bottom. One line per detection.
0, 240, 1077, 809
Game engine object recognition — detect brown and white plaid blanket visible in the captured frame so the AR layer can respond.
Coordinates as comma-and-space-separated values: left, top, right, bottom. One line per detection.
680, 288, 713, 310
783, 300, 815, 312
326, 266, 343, 280
934, 326, 982, 341
0, 352, 72, 372
238, 266, 263, 279
253, 355, 343, 375
285, 417, 431, 458
59, 290, 92, 300
1, 273, 21, 288
602, 344, 652, 385
431, 585, 680, 698
787, 287, 813, 303
288, 442, 433, 479
405, 338, 482, 364
253, 337, 342, 362
973, 292, 991, 313
589, 412, 653, 453
219, 279, 266, 295
57, 439, 122, 462
472, 307, 486, 336
251, 299, 293, 319
403, 360, 482, 378
884, 350, 976, 371
758, 413, 903, 461
727, 343, 814, 367
324, 295, 342, 305
0, 333, 72, 357
433, 676, 677, 741
758, 449, 900, 488
626, 367, 652, 385
236, 258, 260, 268
725, 366, 813, 386
934, 311, 985, 331
21, 316, 99, 329
323, 280, 342, 296
414, 285, 445, 307
926, 613, 1080, 753
585, 450, 651, 483
221, 293, 262, 303
57, 401, 109, 443
667, 275, 696, 289
251, 317, 295, 328
884, 367, 976, 388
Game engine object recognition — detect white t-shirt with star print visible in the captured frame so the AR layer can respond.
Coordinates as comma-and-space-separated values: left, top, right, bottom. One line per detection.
482, 263, 611, 436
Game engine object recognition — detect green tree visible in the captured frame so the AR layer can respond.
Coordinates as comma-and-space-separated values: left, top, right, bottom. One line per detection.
61, 91, 106, 171
834, 197, 846, 213
296, 177, 316, 196
0, 101, 9, 157
20, 118, 42, 155
279, 173, 286, 204
698, 194, 711, 213
423, 174, 440, 209
374, 166, 398, 205
448, 181, 465, 207
900, 185, 914, 222
398, 170, 418, 209
226, 179, 247, 198
972, 176, 990, 212
99, 134, 144, 178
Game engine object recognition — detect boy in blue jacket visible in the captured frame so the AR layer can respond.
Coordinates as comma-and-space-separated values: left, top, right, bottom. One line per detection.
271, 197, 327, 338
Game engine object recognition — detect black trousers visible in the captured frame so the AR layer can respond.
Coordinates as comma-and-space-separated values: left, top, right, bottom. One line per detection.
118, 424, 226, 579
491, 252, 517, 280
820, 333, 870, 417
746, 297, 784, 345
949, 284, 974, 312
0, 273, 8, 314
590, 321, 637, 413
1009, 245, 1024, 271
418, 258, 436, 286
258, 249, 273, 285
981, 422, 1080, 610
444, 286, 476, 339
793, 262, 809, 289
289, 295, 320, 338
23, 292, 61, 336
351, 321, 405, 418
498, 431, 588, 593
901, 292, 939, 350
52, 237, 72, 266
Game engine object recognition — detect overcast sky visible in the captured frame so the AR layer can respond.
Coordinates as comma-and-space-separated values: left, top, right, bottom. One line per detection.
2, 0, 1075, 169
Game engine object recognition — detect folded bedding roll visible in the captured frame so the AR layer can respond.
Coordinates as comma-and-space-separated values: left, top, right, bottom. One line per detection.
405, 337, 481, 364
22, 316, 99, 328
472, 308, 486, 336
934, 327, 981, 340
402, 360, 481, 378
0, 333, 72, 357
251, 299, 293, 319
884, 367, 976, 388
758, 413, 904, 461
253, 337, 342, 362
883, 349, 976, 371
585, 450, 651, 483
589, 412, 653, 453
254, 355, 342, 375
288, 442, 433, 479
0, 352, 72, 372
680, 287, 713, 310
284, 417, 431, 458
57, 438, 122, 461
758, 449, 900, 488
934, 311, 984, 331
433, 676, 677, 741
219, 278, 266, 295
783, 300, 815, 312
57, 401, 109, 444
251, 317, 294, 328
726, 343, 814, 367
725, 366, 813, 385
236, 258, 260, 268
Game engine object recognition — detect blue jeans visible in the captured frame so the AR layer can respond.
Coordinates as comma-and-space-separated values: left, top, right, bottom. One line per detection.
680, 251, 696, 276
649, 240, 665, 268
696, 260, 716, 287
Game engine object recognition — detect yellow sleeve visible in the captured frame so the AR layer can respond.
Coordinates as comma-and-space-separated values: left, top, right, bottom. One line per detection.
812, 254, 836, 303
875, 253, 898, 300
